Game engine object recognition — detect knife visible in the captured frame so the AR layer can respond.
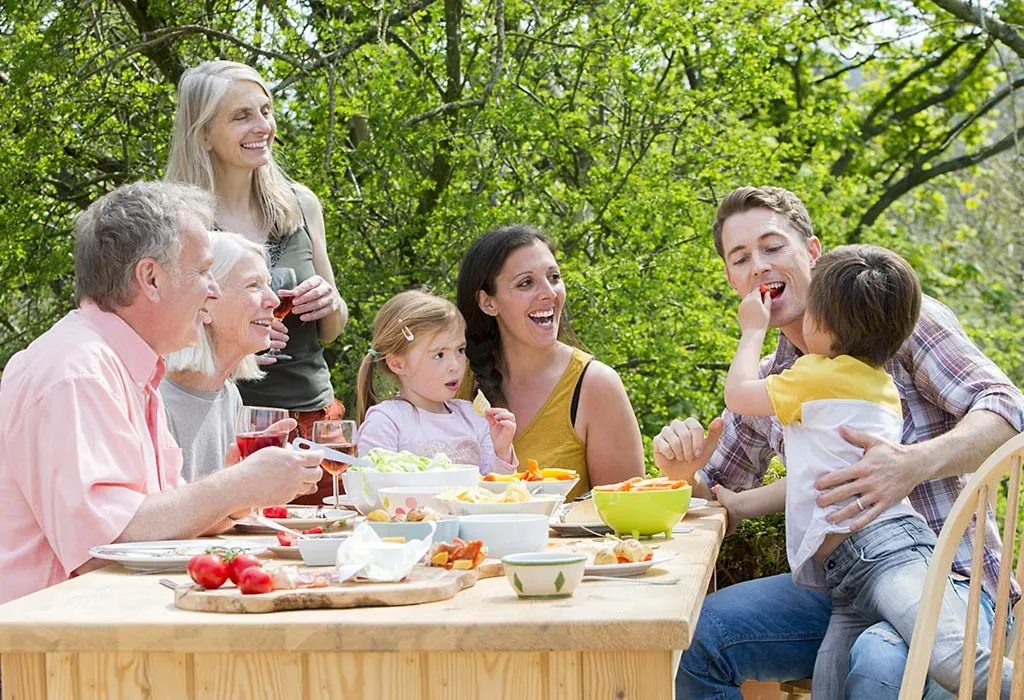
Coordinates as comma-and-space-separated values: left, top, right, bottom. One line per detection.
291, 438, 377, 470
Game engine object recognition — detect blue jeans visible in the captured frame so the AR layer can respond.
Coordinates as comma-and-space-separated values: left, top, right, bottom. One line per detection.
817, 516, 1011, 700
675, 543, 1005, 698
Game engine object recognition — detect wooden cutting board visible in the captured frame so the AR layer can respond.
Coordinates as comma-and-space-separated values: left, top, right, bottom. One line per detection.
174, 564, 501, 614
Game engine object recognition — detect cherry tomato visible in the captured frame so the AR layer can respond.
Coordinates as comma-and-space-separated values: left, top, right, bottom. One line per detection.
187, 553, 229, 589
303, 526, 324, 535
237, 566, 273, 594
276, 531, 296, 547
227, 553, 263, 584
262, 506, 288, 519
759, 283, 769, 298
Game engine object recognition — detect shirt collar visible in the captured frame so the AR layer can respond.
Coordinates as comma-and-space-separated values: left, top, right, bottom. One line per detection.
77, 299, 166, 387
771, 332, 803, 374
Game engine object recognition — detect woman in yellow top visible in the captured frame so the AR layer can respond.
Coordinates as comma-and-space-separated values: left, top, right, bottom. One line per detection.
456, 224, 644, 498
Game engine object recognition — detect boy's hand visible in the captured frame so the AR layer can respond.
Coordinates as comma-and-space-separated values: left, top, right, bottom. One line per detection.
486, 407, 517, 463
711, 484, 747, 536
738, 287, 772, 333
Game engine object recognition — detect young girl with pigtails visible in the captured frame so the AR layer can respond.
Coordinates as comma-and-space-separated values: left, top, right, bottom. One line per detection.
355, 290, 518, 476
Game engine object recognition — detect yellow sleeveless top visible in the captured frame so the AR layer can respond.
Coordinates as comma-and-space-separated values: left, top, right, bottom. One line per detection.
513, 348, 592, 500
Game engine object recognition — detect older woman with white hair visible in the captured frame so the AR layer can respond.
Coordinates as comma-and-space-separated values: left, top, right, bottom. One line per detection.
162, 231, 279, 482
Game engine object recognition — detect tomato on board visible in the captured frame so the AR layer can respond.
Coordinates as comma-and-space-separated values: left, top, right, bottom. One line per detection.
227, 553, 263, 584
237, 566, 273, 594
186, 553, 229, 589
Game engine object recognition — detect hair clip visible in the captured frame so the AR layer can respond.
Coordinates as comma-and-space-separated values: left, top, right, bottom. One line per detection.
367, 347, 380, 359
397, 318, 415, 342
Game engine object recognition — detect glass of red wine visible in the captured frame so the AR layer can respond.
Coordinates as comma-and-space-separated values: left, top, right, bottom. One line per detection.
313, 419, 357, 509
235, 406, 291, 458
267, 267, 297, 361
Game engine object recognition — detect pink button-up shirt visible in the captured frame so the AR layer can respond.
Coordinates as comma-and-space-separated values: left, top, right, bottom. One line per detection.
0, 301, 183, 604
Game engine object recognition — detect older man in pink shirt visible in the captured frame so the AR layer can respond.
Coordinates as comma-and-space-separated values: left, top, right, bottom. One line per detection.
0, 182, 324, 604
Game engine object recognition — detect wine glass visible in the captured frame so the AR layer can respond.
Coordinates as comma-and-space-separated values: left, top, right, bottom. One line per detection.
235, 406, 290, 519
267, 267, 297, 361
313, 419, 357, 509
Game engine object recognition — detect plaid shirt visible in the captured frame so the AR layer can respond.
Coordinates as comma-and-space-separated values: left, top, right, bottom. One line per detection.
701, 296, 1024, 603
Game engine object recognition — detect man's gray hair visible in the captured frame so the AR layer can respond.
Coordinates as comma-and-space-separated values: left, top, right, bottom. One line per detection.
74, 181, 216, 310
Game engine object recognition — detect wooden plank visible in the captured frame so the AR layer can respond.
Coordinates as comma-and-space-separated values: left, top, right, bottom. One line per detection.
193, 652, 303, 700
1, 653, 46, 700
581, 650, 674, 700
546, 651, 582, 700
45, 653, 76, 700
425, 652, 545, 700
306, 652, 421, 700
75, 653, 190, 700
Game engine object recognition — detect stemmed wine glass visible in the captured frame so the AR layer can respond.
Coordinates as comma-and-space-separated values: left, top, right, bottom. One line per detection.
235, 406, 290, 519
313, 419, 357, 509
267, 267, 297, 361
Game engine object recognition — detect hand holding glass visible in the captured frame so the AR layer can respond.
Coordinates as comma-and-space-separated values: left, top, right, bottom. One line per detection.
267, 267, 297, 361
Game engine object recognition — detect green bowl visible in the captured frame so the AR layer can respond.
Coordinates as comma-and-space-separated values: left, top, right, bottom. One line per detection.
592, 486, 692, 538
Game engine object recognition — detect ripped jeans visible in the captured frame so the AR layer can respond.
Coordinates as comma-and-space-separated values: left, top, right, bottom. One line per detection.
816, 516, 1012, 700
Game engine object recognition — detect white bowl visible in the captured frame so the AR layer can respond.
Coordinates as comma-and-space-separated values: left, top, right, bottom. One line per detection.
297, 534, 349, 566
457, 514, 550, 559
366, 518, 460, 543
378, 486, 450, 517
502, 552, 587, 598
441, 494, 563, 517
478, 478, 580, 500
342, 467, 480, 514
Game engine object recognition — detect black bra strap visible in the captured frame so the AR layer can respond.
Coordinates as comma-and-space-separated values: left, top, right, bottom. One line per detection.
570, 359, 592, 426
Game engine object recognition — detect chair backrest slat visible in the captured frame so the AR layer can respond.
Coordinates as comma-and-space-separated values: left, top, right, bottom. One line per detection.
960, 485, 988, 698
989, 457, 1023, 698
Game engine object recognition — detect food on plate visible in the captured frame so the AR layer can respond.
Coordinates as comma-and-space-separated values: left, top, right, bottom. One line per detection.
355, 448, 464, 473
611, 538, 653, 563
262, 506, 288, 519
593, 549, 618, 566
237, 566, 273, 594
593, 476, 689, 493
226, 553, 262, 584
365, 506, 444, 523
561, 498, 601, 524
439, 483, 531, 504
472, 389, 491, 417
187, 552, 230, 589
274, 526, 326, 547
428, 538, 487, 570
572, 534, 654, 566
481, 458, 578, 482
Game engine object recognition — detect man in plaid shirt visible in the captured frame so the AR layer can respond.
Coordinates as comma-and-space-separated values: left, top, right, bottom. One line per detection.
655, 187, 1024, 699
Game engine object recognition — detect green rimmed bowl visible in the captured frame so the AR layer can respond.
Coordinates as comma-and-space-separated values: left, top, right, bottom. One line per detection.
501, 552, 587, 599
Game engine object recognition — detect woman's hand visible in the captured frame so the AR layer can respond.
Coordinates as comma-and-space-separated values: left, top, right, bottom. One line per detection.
486, 407, 517, 463
255, 320, 290, 366
289, 275, 342, 322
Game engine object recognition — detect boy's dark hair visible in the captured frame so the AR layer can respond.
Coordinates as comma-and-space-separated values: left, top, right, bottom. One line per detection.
806, 245, 921, 366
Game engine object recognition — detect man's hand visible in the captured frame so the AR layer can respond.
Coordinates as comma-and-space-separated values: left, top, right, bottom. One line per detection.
235, 446, 324, 507
815, 425, 923, 531
653, 416, 724, 483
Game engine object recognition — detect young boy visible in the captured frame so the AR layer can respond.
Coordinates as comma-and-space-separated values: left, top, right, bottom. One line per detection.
721, 244, 1012, 699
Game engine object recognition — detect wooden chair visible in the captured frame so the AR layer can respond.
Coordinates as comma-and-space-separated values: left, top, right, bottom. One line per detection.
899, 431, 1024, 699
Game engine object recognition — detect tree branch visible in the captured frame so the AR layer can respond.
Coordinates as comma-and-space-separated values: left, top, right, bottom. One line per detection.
929, 0, 1024, 59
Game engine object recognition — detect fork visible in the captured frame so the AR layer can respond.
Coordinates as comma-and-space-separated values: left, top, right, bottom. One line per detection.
581, 575, 680, 585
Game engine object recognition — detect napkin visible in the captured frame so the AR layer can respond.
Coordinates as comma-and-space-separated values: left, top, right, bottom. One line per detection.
335, 522, 434, 582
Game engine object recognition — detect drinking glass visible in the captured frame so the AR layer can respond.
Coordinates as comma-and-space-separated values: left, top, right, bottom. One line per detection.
235, 405, 291, 519
267, 267, 297, 361
313, 419, 357, 509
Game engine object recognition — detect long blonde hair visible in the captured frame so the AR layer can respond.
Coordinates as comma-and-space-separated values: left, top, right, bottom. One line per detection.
356, 290, 466, 423
164, 60, 302, 240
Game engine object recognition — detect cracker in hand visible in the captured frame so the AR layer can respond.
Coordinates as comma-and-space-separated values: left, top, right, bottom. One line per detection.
472, 389, 491, 417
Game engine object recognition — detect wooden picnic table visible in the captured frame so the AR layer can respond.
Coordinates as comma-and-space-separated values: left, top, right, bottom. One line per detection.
0, 506, 724, 700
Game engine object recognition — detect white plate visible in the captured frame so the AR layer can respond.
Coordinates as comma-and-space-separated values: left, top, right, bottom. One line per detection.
233, 507, 357, 533
548, 521, 613, 537
688, 497, 709, 511
322, 495, 358, 511
261, 533, 352, 559
88, 539, 266, 572
584, 550, 676, 577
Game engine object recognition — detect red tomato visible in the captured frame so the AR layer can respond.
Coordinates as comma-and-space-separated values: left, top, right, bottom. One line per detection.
262, 506, 288, 519
187, 553, 229, 589
303, 526, 324, 535
759, 283, 768, 298
227, 553, 263, 584
276, 531, 296, 547
237, 566, 273, 594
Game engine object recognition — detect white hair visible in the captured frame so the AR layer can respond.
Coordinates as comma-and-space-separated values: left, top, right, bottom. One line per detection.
164, 60, 302, 240
164, 231, 268, 382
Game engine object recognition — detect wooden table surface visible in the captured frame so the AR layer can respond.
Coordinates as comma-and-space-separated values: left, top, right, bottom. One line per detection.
0, 505, 725, 699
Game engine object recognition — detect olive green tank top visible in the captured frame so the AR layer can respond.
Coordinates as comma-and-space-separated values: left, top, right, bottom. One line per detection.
237, 224, 334, 411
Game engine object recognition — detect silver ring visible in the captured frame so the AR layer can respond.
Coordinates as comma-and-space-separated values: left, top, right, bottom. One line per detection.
856, 496, 865, 512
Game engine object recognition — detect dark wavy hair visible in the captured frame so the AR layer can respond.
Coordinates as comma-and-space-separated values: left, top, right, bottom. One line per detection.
456, 224, 577, 406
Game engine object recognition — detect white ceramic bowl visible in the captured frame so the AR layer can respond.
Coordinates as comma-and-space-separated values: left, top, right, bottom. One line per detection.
478, 478, 580, 500
441, 494, 563, 517
366, 518, 460, 543
296, 534, 350, 566
378, 486, 450, 518
342, 467, 480, 514
457, 514, 550, 559
502, 552, 587, 598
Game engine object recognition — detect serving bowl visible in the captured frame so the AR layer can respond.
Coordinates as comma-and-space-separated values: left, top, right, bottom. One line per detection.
502, 552, 587, 599
342, 467, 480, 514
378, 486, 449, 518
366, 518, 459, 543
441, 494, 563, 517
296, 533, 351, 566
478, 478, 580, 500
592, 486, 692, 538
457, 514, 549, 559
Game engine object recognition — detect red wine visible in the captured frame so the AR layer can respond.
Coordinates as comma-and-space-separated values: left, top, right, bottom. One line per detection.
236, 431, 288, 458
273, 293, 294, 321
321, 442, 356, 475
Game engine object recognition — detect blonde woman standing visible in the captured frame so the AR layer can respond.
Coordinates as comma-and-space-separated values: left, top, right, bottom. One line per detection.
166, 61, 346, 501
